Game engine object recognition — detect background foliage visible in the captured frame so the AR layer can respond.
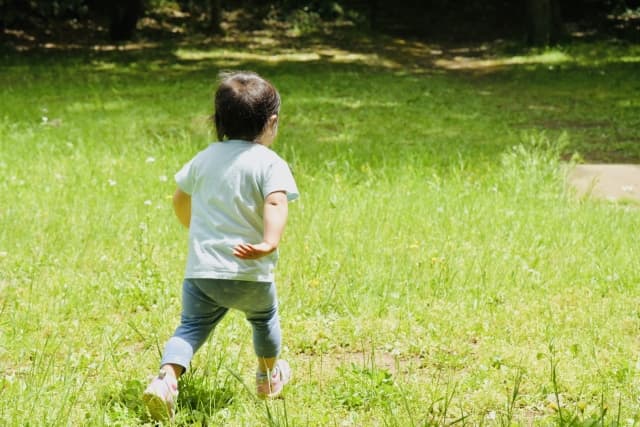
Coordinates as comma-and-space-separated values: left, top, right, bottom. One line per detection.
1, 0, 639, 43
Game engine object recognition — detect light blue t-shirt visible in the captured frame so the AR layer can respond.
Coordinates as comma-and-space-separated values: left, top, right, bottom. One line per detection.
175, 140, 299, 282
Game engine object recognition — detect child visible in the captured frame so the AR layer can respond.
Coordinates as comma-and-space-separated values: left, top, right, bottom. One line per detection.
142, 71, 299, 421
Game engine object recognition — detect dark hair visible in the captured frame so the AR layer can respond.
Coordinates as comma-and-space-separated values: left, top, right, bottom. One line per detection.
214, 71, 281, 141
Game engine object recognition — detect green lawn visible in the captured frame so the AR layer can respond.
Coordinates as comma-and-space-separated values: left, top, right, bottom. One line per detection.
1, 32, 639, 426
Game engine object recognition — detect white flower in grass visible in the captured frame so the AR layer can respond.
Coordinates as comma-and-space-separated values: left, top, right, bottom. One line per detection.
486, 411, 497, 420
0, 251, 7, 258
41, 116, 48, 124
144, 200, 152, 206
146, 156, 156, 163
218, 408, 231, 420
159, 175, 168, 182
108, 179, 117, 186
606, 273, 619, 282
546, 393, 563, 410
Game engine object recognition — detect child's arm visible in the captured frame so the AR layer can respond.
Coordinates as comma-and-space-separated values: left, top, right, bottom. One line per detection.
172, 188, 191, 228
233, 191, 288, 259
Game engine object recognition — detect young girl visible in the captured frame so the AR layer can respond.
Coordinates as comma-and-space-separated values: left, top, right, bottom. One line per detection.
142, 71, 299, 421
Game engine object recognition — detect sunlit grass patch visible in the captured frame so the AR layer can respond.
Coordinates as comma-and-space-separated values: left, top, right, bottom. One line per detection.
435, 48, 574, 70
176, 47, 321, 63
175, 46, 399, 68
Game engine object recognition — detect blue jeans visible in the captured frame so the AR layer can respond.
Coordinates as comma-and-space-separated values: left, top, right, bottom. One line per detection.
161, 278, 281, 371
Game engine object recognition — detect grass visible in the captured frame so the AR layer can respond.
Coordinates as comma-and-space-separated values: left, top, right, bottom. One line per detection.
1, 26, 640, 426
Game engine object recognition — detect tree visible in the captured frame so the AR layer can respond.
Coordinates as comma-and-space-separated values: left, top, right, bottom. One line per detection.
177, 0, 223, 34
106, 0, 145, 41
525, 0, 563, 45
209, 0, 223, 34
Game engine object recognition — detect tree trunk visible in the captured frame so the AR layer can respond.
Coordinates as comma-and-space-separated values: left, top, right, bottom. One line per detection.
209, 0, 223, 34
526, 0, 551, 45
526, 0, 563, 45
108, 0, 144, 41
368, 0, 379, 30
550, 0, 563, 43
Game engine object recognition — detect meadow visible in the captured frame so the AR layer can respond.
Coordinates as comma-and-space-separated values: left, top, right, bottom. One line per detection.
1, 29, 640, 426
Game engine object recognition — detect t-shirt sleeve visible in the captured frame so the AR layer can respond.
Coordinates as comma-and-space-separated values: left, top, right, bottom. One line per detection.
174, 157, 196, 195
262, 158, 299, 202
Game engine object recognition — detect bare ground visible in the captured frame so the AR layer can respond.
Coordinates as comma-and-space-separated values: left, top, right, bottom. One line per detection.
568, 164, 640, 202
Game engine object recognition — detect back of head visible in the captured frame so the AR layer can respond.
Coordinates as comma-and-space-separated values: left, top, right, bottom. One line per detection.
214, 71, 281, 142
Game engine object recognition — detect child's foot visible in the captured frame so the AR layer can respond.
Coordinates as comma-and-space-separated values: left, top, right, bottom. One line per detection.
256, 360, 291, 399
142, 370, 178, 421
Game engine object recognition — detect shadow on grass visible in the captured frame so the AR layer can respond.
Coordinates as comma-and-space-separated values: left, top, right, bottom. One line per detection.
2, 15, 639, 164
175, 373, 237, 424
3, 5, 640, 76
98, 374, 236, 425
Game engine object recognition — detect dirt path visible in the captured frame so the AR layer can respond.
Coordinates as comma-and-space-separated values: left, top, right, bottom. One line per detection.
568, 164, 640, 202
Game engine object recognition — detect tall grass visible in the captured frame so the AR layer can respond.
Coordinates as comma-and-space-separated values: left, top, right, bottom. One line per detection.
1, 41, 639, 425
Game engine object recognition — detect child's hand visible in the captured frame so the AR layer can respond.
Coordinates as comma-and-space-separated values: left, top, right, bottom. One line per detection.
233, 242, 276, 259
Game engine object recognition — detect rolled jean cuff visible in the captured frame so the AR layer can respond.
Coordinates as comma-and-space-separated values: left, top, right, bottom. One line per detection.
160, 336, 194, 371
